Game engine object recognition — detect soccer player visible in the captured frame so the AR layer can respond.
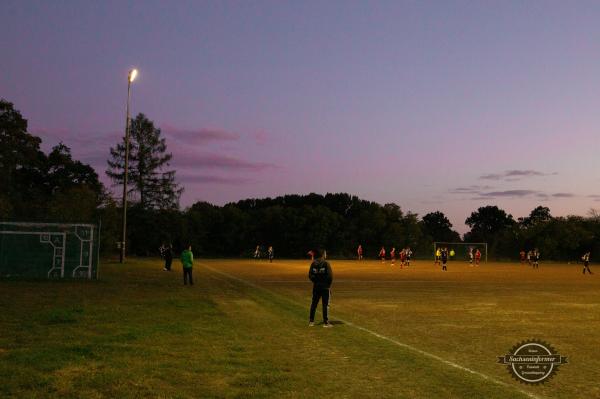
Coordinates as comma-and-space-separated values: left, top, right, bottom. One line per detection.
308, 248, 333, 328
582, 252, 593, 274
357, 244, 363, 260
405, 247, 413, 267
449, 248, 455, 259
519, 250, 526, 265
159, 243, 173, 271
307, 250, 315, 261
390, 247, 396, 265
181, 244, 194, 286
532, 249, 540, 269
527, 250, 532, 266
475, 249, 482, 266
435, 248, 441, 265
468, 247, 474, 266
268, 246, 274, 263
379, 247, 386, 263
441, 247, 448, 271
254, 245, 261, 259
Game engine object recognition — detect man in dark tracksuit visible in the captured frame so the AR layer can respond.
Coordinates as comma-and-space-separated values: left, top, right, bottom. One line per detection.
308, 249, 333, 328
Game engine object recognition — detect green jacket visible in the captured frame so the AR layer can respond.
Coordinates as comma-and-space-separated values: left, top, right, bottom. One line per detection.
181, 249, 194, 269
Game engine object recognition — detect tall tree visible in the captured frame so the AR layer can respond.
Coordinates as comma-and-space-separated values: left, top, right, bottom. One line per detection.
421, 211, 461, 242
106, 113, 183, 210
46, 143, 103, 197
0, 100, 47, 217
518, 206, 552, 227
464, 205, 515, 244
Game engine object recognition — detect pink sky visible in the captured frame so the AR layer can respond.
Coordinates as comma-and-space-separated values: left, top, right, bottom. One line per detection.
3, 1, 600, 234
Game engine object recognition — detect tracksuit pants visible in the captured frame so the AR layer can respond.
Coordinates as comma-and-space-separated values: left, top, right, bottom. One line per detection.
309, 286, 330, 323
183, 267, 193, 285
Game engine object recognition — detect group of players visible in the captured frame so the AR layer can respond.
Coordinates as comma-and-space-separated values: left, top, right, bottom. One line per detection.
252, 243, 593, 274
253, 245, 275, 263
518, 249, 541, 268
357, 244, 413, 267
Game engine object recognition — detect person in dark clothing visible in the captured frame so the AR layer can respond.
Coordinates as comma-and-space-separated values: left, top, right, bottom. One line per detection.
162, 243, 173, 271
582, 252, 593, 274
441, 247, 448, 271
308, 248, 333, 328
268, 246, 274, 263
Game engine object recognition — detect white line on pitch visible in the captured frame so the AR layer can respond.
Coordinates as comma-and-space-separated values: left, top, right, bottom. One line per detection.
200, 263, 542, 399
261, 280, 455, 283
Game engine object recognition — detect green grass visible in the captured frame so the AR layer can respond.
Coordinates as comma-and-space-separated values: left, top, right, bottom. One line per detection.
1, 258, 598, 398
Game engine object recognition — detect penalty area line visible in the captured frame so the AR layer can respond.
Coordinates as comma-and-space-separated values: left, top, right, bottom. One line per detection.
200, 263, 542, 399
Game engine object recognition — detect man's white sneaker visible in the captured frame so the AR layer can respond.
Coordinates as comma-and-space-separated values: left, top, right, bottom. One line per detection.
308, 322, 315, 327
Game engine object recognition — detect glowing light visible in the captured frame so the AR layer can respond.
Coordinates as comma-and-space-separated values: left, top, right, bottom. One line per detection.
129, 69, 138, 82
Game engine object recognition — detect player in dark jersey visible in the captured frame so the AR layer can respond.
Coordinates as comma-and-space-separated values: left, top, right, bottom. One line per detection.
582, 252, 592, 274
405, 247, 412, 267
441, 247, 448, 271
268, 246, 274, 263
532, 249, 540, 269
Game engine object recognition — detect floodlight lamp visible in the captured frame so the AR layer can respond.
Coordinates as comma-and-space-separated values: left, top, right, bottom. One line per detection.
129, 69, 138, 82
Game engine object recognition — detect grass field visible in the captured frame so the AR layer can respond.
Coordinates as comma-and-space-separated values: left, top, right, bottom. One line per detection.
1, 258, 599, 398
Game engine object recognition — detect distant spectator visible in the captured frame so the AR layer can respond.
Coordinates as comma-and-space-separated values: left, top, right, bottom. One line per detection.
161, 243, 173, 271
181, 244, 194, 285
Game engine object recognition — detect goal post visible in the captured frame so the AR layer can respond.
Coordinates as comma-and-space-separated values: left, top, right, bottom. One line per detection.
433, 242, 488, 263
0, 221, 100, 279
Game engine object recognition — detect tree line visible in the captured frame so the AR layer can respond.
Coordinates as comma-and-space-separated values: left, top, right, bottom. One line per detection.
2, 98, 599, 261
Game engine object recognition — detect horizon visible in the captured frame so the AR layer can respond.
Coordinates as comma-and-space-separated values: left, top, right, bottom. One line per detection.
3, 1, 600, 234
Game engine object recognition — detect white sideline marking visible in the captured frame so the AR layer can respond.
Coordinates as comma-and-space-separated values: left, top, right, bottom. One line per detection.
201, 263, 542, 399
262, 280, 454, 284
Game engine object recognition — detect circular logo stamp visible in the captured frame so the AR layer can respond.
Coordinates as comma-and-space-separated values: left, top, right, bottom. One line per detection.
498, 340, 568, 384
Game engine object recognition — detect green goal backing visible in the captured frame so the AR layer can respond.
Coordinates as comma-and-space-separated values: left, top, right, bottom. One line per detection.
0, 221, 100, 279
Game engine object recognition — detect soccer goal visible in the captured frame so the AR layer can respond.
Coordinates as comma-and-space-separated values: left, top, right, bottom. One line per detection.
0, 221, 100, 279
433, 242, 488, 263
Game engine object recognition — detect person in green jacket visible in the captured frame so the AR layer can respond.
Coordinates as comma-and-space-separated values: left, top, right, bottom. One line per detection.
181, 245, 194, 285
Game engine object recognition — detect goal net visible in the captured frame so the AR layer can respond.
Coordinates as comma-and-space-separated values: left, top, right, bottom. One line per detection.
0, 221, 100, 279
433, 242, 488, 263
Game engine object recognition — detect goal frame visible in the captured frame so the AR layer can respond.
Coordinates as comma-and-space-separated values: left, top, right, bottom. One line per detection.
433, 242, 488, 263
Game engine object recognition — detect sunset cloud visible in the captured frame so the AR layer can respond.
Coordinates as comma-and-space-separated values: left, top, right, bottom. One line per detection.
173, 151, 277, 171
479, 190, 539, 198
163, 125, 240, 145
177, 174, 255, 185
479, 170, 557, 181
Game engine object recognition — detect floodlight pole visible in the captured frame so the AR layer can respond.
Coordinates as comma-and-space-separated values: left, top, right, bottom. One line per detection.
119, 70, 135, 263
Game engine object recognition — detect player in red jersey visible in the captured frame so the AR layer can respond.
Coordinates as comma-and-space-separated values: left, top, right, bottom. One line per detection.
379, 247, 386, 263
475, 249, 482, 266
390, 247, 396, 265
519, 250, 526, 265
357, 244, 363, 260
